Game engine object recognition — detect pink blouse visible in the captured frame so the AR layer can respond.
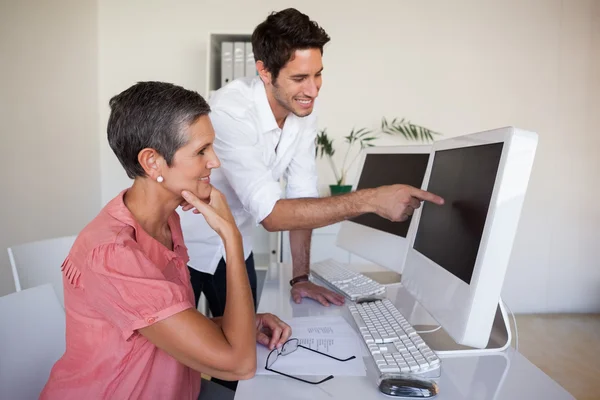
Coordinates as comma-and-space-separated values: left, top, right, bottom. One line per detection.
40, 190, 201, 399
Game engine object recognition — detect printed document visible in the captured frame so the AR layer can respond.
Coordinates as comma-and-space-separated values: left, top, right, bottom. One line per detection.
255, 315, 366, 377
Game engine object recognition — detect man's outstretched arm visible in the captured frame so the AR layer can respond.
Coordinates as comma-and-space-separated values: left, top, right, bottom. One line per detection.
261, 184, 444, 232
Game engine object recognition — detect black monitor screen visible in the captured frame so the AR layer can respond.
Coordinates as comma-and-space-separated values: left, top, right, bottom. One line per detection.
349, 153, 430, 238
413, 143, 504, 284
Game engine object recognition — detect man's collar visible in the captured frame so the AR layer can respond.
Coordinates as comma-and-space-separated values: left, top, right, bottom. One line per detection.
253, 77, 281, 134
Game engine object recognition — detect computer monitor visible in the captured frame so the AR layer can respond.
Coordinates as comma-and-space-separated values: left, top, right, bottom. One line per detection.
402, 126, 538, 349
336, 145, 431, 274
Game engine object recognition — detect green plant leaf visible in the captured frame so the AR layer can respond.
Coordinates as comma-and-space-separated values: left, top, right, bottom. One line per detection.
381, 117, 440, 143
315, 128, 335, 158
356, 128, 371, 138
411, 124, 418, 140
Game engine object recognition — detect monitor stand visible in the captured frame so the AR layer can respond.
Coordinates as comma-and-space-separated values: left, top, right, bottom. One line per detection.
413, 300, 512, 357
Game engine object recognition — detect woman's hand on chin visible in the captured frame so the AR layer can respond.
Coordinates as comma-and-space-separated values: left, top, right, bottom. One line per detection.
181, 189, 239, 239
179, 189, 210, 213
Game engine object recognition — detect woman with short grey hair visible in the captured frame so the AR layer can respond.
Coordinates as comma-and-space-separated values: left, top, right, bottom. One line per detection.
40, 81, 291, 400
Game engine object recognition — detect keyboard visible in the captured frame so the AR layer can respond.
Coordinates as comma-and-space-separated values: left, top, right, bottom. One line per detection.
349, 299, 441, 376
310, 259, 386, 301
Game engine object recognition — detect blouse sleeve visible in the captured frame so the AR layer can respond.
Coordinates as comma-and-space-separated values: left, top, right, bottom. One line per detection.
82, 243, 194, 340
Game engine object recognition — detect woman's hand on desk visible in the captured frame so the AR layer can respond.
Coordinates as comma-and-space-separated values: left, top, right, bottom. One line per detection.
291, 281, 345, 307
256, 313, 292, 350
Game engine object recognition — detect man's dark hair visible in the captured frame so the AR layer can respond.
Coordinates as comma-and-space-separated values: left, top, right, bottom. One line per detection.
107, 81, 211, 179
251, 8, 330, 82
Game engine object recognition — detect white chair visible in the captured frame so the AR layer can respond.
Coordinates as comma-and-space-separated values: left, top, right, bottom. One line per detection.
8, 235, 76, 307
0, 284, 66, 400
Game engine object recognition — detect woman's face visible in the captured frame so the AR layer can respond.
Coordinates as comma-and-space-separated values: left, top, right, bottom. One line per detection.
163, 115, 220, 201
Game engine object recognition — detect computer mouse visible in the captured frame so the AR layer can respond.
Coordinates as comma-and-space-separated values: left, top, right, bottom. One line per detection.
378, 377, 439, 398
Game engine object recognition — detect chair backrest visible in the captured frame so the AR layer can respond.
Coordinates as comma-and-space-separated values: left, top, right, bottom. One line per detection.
7, 235, 76, 307
0, 284, 66, 400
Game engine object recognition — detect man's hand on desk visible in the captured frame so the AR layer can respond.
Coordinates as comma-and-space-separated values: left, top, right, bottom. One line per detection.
291, 281, 345, 307
255, 313, 292, 350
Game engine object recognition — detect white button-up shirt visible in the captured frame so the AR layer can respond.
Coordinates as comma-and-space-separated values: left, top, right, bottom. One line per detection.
178, 77, 319, 274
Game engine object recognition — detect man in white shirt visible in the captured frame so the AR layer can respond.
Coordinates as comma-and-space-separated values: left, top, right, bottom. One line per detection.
179, 8, 443, 316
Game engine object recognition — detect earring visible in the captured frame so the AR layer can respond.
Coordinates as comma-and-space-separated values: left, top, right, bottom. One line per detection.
157, 176, 164, 183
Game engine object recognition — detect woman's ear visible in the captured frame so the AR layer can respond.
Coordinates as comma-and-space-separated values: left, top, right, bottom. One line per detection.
137, 148, 163, 180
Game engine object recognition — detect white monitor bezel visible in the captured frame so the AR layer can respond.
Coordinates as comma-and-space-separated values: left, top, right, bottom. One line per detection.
336, 145, 432, 274
402, 127, 538, 348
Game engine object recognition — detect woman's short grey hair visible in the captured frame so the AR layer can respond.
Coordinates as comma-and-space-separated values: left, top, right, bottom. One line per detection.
107, 81, 211, 179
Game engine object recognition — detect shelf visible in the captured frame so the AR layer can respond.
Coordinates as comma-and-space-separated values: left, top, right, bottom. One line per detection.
206, 32, 252, 97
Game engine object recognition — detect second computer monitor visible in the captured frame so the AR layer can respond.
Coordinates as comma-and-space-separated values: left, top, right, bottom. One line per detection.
403, 127, 538, 349
336, 145, 431, 274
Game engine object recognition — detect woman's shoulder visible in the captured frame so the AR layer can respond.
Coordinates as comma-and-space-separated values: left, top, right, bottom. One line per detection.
77, 210, 136, 250
62, 208, 140, 288
66, 197, 145, 268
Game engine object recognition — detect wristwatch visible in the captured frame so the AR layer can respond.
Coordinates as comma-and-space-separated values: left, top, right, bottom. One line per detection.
289, 274, 310, 287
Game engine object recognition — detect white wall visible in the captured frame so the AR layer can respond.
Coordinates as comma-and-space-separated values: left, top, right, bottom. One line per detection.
96, 0, 600, 312
0, 0, 101, 296
502, 0, 600, 313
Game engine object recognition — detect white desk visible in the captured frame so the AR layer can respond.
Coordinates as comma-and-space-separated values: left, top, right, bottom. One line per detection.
235, 263, 575, 400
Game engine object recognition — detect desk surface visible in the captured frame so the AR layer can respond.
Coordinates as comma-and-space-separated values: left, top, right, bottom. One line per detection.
235, 263, 575, 400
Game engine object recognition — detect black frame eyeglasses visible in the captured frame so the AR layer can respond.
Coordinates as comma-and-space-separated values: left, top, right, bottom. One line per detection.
265, 338, 356, 385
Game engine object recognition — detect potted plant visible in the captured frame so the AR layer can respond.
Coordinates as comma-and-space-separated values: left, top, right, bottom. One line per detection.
315, 117, 440, 196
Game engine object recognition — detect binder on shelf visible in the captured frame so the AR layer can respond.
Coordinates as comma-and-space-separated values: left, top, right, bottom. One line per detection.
233, 42, 245, 80
245, 42, 257, 77
221, 42, 233, 88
